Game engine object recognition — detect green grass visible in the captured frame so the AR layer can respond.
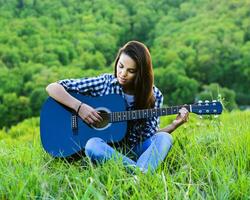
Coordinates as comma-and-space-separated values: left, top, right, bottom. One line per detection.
0, 111, 249, 199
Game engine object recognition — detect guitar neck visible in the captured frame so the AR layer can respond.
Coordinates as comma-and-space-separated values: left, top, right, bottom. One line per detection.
109, 105, 191, 122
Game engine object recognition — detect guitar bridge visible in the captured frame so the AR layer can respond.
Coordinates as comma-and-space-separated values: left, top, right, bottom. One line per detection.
71, 113, 78, 134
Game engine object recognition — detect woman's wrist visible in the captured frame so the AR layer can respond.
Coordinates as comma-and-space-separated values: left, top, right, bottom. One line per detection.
76, 102, 83, 115
73, 100, 82, 113
171, 120, 180, 130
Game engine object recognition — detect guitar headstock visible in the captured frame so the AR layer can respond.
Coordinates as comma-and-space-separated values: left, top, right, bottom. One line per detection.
191, 100, 223, 115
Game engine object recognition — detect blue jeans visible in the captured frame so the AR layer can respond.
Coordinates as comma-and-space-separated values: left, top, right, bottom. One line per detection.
84, 132, 173, 173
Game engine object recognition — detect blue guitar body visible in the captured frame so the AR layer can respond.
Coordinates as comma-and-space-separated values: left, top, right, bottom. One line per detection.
40, 93, 127, 158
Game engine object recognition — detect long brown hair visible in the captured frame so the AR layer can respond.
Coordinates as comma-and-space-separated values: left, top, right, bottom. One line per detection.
114, 41, 155, 109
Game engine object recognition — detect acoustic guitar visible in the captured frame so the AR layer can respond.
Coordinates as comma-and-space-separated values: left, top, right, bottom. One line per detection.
40, 92, 223, 158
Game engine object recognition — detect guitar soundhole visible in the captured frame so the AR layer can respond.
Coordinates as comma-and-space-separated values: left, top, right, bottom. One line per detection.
92, 110, 110, 129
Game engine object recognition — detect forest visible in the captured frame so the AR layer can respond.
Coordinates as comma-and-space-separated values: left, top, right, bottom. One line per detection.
0, 0, 250, 128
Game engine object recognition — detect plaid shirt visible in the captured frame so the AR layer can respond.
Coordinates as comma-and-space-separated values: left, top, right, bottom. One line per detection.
58, 73, 164, 148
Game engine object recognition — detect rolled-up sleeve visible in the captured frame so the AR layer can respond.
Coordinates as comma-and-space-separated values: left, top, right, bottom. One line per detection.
58, 74, 110, 96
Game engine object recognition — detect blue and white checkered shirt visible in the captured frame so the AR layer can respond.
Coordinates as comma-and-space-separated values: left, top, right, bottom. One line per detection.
58, 73, 164, 147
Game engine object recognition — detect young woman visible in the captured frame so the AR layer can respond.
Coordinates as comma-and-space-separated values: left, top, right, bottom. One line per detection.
46, 41, 189, 173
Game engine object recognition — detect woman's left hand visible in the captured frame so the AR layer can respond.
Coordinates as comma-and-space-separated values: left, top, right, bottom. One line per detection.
172, 107, 189, 128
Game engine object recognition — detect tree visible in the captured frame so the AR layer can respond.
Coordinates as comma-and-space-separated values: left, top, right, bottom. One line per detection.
197, 83, 237, 111
0, 93, 31, 128
154, 67, 199, 105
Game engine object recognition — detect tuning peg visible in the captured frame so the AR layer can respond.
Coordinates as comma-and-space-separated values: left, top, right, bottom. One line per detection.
204, 100, 209, 106
198, 100, 203, 105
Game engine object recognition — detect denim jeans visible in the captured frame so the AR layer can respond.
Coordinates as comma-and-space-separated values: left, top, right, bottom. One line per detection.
84, 132, 173, 173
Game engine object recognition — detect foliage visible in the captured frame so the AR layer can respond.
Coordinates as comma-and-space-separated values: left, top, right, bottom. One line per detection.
0, 0, 250, 127
0, 93, 31, 127
154, 67, 199, 105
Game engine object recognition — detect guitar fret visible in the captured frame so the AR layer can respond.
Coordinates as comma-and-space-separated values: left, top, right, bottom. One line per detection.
176, 106, 179, 113
162, 108, 165, 116
123, 112, 126, 120
173, 106, 177, 114
166, 108, 169, 115
157, 109, 160, 116
132, 111, 136, 119
118, 112, 121, 121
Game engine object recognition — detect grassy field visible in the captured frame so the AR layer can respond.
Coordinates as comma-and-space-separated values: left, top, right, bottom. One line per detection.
0, 111, 249, 199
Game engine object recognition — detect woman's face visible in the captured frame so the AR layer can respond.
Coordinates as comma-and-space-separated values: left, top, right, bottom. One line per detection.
116, 53, 137, 91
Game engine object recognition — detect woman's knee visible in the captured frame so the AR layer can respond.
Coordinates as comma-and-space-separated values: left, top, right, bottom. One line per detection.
154, 132, 173, 146
85, 137, 104, 156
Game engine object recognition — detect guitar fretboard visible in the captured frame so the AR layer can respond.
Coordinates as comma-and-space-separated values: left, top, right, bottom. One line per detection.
109, 105, 190, 122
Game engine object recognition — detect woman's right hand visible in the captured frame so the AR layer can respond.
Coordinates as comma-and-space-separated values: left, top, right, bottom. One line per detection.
78, 103, 103, 125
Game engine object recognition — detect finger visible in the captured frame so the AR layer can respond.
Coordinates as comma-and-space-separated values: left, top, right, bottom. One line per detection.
82, 115, 88, 122
180, 106, 188, 112
86, 117, 95, 125
179, 108, 186, 114
179, 110, 187, 116
90, 114, 101, 123
83, 117, 90, 124
180, 111, 188, 121
82, 114, 92, 124
93, 111, 103, 121
181, 113, 186, 119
